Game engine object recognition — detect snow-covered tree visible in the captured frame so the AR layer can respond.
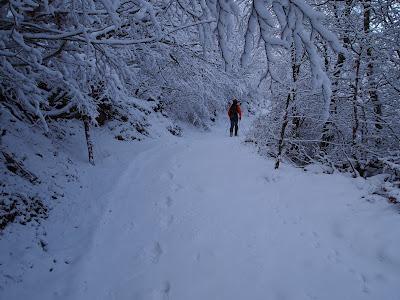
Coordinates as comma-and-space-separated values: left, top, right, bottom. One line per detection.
249, 0, 400, 180
0, 0, 244, 163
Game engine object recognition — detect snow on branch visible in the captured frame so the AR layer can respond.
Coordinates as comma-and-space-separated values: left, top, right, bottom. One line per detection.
241, 0, 344, 123
0, 0, 218, 131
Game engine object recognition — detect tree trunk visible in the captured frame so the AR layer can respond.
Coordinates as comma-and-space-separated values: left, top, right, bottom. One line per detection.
363, 0, 382, 131
320, 0, 352, 151
350, 53, 362, 176
275, 93, 292, 169
352, 55, 361, 143
275, 46, 300, 169
83, 116, 95, 166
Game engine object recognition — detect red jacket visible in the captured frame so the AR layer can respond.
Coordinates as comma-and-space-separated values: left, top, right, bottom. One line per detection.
228, 104, 242, 119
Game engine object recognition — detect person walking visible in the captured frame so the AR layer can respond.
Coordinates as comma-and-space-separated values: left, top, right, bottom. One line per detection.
227, 99, 242, 137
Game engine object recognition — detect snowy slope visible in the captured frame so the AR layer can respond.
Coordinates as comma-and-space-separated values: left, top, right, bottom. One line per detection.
0, 108, 176, 297
2, 121, 400, 300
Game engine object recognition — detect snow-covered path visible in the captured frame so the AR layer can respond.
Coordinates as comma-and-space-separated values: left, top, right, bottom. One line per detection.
71, 125, 400, 300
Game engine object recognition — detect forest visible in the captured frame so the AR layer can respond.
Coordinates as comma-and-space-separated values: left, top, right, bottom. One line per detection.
0, 1, 399, 299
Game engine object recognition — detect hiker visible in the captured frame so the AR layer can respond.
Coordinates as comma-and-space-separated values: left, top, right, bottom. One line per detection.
227, 98, 242, 137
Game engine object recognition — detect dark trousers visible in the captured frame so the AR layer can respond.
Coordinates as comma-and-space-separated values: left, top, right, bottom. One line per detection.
230, 118, 239, 136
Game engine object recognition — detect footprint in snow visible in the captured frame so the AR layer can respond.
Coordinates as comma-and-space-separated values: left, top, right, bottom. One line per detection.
160, 215, 174, 229
171, 161, 182, 170
163, 281, 171, 296
311, 232, 321, 248
358, 273, 369, 294
165, 196, 173, 208
273, 207, 281, 217
271, 173, 281, 182
260, 175, 271, 183
327, 249, 341, 263
160, 171, 175, 181
151, 242, 163, 264
172, 183, 183, 192
313, 241, 321, 249
152, 281, 171, 300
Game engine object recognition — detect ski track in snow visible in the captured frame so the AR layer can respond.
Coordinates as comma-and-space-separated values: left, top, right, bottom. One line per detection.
69, 124, 399, 300
4, 123, 400, 300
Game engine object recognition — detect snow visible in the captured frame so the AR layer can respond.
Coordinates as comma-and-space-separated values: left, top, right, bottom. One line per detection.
1, 120, 400, 300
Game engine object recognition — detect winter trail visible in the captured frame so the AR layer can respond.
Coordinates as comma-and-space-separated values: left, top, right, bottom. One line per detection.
72, 124, 399, 300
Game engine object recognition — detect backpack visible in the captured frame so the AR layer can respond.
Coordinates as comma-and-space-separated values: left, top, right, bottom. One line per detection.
229, 103, 237, 117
